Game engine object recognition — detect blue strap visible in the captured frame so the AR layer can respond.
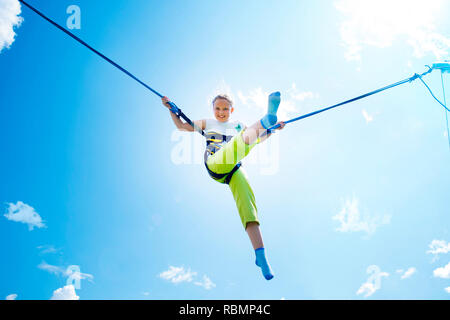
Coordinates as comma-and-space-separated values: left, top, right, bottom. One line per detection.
416, 75, 449, 112
167, 101, 181, 117
268, 68, 435, 130
18, 0, 205, 136
440, 71, 450, 150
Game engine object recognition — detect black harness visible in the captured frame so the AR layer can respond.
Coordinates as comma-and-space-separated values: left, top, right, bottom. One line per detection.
204, 161, 242, 185
203, 132, 242, 185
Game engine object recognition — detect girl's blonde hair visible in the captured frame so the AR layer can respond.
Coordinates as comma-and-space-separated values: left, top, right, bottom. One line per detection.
212, 94, 233, 107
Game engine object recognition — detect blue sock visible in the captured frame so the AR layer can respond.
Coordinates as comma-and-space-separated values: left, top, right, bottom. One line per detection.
260, 92, 281, 129
255, 247, 274, 280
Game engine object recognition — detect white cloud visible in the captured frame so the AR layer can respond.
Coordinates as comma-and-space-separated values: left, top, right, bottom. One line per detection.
237, 84, 317, 122
38, 261, 63, 275
445, 287, 450, 294
38, 261, 94, 283
427, 240, 450, 259
335, 0, 450, 62
4, 201, 46, 230
159, 266, 215, 290
397, 267, 417, 279
433, 262, 450, 279
37, 245, 60, 255
0, 0, 23, 53
6, 293, 17, 300
287, 84, 316, 102
159, 266, 197, 284
238, 88, 266, 113
194, 275, 216, 290
50, 285, 79, 300
332, 196, 391, 236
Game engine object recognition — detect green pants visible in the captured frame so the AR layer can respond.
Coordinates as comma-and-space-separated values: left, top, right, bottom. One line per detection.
206, 130, 261, 229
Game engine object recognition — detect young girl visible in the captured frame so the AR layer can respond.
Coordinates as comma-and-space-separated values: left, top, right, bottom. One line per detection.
162, 92, 285, 280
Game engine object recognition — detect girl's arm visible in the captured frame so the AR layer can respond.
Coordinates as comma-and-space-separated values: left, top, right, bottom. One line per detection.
162, 96, 205, 132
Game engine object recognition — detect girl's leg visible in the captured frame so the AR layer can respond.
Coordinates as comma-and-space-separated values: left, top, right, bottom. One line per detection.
241, 121, 266, 146
246, 222, 264, 250
206, 130, 259, 175
228, 168, 259, 229
229, 169, 274, 280
242, 92, 281, 145
247, 221, 274, 281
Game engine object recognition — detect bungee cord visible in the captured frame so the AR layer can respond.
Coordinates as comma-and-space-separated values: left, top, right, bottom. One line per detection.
267, 67, 449, 131
18, 0, 205, 136
441, 70, 450, 150
19, 0, 449, 148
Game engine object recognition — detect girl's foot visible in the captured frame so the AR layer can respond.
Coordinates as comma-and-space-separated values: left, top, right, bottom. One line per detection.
255, 247, 274, 280
260, 92, 281, 130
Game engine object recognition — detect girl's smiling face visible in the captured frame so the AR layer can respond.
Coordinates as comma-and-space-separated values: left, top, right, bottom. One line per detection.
213, 98, 234, 122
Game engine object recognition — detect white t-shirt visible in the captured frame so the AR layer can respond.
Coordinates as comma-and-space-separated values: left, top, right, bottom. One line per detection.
204, 119, 245, 136
203, 119, 246, 162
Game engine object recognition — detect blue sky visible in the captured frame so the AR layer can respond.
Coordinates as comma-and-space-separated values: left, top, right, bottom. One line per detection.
0, 0, 449, 300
